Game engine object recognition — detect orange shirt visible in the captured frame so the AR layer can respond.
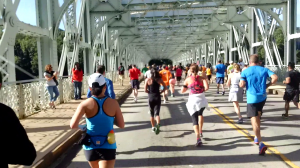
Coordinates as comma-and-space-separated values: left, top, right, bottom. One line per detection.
202, 67, 206, 73
159, 69, 172, 86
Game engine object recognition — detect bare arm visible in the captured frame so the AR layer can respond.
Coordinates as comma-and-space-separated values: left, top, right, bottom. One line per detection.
267, 74, 278, 88
283, 77, 290, 84
44, 75, 54, 81
181, 79, 189, 93
203, 78, 209, 91
227, 74, 232, 88
239, 80, 246, 88
144, 78, 149, 93
70, 103, 86, 129
113, 100, 125, 129
157, 79, 166, 94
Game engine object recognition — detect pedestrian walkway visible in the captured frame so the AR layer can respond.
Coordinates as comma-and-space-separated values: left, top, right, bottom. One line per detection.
50, 84, 300, 168
9, 77, 132, 168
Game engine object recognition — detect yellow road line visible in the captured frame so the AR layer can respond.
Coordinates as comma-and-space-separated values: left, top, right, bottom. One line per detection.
209, 104, 300, 168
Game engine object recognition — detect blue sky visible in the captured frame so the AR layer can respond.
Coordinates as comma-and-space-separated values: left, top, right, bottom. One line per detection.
16, 0, 300, 29
16, 0, 82, 30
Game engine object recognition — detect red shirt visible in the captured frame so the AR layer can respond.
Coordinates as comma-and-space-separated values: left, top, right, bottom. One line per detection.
176, 68, 182, 77
129, 68, 141, 80
72, 68, 83, 82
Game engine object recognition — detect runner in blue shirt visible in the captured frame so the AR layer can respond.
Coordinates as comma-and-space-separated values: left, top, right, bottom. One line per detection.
239, 54, 278, 155
215, 60, 227, 95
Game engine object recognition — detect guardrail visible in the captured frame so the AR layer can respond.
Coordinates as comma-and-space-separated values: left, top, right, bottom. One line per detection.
0, 71, 129, 119
265, 66, 300, 82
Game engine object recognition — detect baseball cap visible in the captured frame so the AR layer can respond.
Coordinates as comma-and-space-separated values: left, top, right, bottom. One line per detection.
229, 61, 233, 64
88, 73, 106, 88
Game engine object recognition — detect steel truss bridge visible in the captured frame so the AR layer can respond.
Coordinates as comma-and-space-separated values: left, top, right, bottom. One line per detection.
0, 0, 299, 118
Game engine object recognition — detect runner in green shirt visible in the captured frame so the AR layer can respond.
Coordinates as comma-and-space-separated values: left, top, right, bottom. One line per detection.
227, 61, 234, 75
142, 64, 148, 74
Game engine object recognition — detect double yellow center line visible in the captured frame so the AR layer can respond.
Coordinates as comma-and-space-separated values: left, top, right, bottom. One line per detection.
209, 104, 299, 168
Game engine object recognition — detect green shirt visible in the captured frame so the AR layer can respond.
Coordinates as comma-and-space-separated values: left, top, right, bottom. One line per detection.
227, 65, 233, 74
142, 67, 148, 74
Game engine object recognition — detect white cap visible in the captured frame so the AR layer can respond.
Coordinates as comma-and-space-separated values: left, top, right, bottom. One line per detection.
229, 61, 233, 64
88, 73, 106, 88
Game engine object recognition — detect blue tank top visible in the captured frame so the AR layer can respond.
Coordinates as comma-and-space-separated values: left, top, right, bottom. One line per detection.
83, 96, 117, 150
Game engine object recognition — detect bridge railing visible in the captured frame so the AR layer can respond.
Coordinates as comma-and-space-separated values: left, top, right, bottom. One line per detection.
0, 71, 129, 119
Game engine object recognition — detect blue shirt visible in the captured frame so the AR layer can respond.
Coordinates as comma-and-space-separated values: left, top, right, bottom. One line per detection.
241, 66, 274, 104
87, 78, 116, 99
215, 64, 226, 77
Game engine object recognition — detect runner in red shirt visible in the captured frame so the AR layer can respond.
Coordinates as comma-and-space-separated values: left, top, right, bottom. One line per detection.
176, 65, 182, 85
129, 65, 141, 102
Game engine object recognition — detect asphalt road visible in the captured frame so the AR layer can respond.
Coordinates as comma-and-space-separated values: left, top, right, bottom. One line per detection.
50, 83, 300, 168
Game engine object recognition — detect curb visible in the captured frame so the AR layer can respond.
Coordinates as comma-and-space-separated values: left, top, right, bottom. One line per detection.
32, 82, 141, 168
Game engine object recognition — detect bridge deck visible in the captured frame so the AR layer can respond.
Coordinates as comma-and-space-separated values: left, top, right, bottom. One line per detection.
49, 84, 300, 168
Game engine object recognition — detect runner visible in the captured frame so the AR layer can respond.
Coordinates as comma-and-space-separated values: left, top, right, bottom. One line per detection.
141, 64, 149, 83
227, 61, 234, 76
70, 73, 125, 168
239, 54, 278, 155
159, 65, 172, 103
169, 65, 176, 97
238, 58, 245, 70
145, 64, 154, 79
242, 63, 248, 71
282, 62, 300, 118
181, 64, 209, 147
129, 65, 141, 102
144, 69, 166, 135
215, 60, 226, 95
227, 64, 244, 124
176, 65, 182, 86
118, 63, 125, 86
206, 63, 212, 85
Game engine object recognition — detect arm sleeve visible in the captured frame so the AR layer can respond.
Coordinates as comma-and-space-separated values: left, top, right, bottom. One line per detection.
3, 105, 36, 165
107, 80, 116, 99
267, 69, 275, 77
240, 71, 246, 81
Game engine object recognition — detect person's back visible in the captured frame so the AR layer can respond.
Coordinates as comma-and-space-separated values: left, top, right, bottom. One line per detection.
286, 70, 300, 91
176, 68, 182, 77
188, 75, 205, 95
142, 67, 148, 74
206, 67, 211, 75
227, 64, 234, 75
129, 68, 140, 80
216, 64, 226, 77
148, 79, 160, 95
231, 72, 241, 86
160, 69, 171, 85
241, 66, 273, 103
118, 65, 125, 75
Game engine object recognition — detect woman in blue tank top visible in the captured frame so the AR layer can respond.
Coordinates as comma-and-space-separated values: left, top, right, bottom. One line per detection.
70, 73, 125, 168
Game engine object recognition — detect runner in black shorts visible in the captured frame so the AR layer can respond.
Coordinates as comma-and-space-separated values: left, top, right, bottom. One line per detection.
282, 62, 300, 118
144, 69, 166, 135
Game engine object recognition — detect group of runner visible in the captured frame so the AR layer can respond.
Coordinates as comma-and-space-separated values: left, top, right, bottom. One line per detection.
69, 54, 300, 167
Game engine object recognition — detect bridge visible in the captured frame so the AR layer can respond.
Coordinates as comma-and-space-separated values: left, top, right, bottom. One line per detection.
0, 0, 299, 168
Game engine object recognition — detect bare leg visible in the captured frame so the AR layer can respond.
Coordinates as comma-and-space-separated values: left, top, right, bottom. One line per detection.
217, 84, 220, 92
170, 84, 175, 94
193, 125, 200, 139
150, 117, 155, 127
198, 115, 204, 133
233, 101, 242, 118
251, 116, 262, 142
293, 101, 300, 109
156, 115, 160, 125
88, 160, 100, 168
99, 160, 116, 168
221, 84, 225, 92
284, 101, 290, 116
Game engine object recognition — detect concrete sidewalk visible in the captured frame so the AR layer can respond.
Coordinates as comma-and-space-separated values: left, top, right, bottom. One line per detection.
9, 77, 135, 168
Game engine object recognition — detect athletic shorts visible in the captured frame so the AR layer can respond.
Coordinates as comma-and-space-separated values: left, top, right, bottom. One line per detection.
148, 94, 161, 117
160, 85, 170, 90
191, 108, 205, 125
216, 77, 224, 84
283, 90, 299, 102
247, 99, 266, 118
84, 149, 116, 161
176, 76, 181, 81
131, 79, 140, 89
207, 75, 211, 80
119, 75, 124, 80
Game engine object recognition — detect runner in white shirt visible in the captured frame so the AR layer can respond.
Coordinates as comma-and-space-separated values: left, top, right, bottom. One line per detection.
238, 59, 245, 70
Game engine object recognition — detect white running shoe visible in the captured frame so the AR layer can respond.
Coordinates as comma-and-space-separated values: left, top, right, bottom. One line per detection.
134, 98, 137, 103
164, 100, 166, 104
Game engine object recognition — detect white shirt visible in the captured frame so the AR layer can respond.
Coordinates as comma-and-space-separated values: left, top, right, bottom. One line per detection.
145, 70, 151, 78
238, 62, 245, 69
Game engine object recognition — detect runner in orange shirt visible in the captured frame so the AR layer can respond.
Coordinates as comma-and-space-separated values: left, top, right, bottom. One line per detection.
159, 65, 172, 103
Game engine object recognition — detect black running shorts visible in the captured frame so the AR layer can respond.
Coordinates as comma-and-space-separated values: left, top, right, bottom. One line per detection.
131, 79, 140, 89
191, 108, 205, 125
207, 75, 211, 80
283, 90, 299, 102
247, 99, 266, 118
176, 76, 181, 81
84, 149, 116, 161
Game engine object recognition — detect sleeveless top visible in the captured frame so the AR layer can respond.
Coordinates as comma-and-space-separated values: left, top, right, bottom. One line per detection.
230, 72, 241, 92
206, 68, 211, 75
83, 96, 116, 150
148, 79, 160, 95
188, 75, 205, 95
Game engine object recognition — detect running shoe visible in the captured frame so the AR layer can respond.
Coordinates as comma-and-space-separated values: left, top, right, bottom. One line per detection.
216, 91, 219, 94
164, 100, 166, 104
254, 137, 259, 145
222, 92, 225, 95
152, 127, 156, 132
200, 133, 203, 137
134, 98, 137, 103
282, 114, 288, 119
195, 139, 202, 147
155, 124, 160, 135
171, 94, 174, 97
237, 118, 243, 124
259, 142, 268, 155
